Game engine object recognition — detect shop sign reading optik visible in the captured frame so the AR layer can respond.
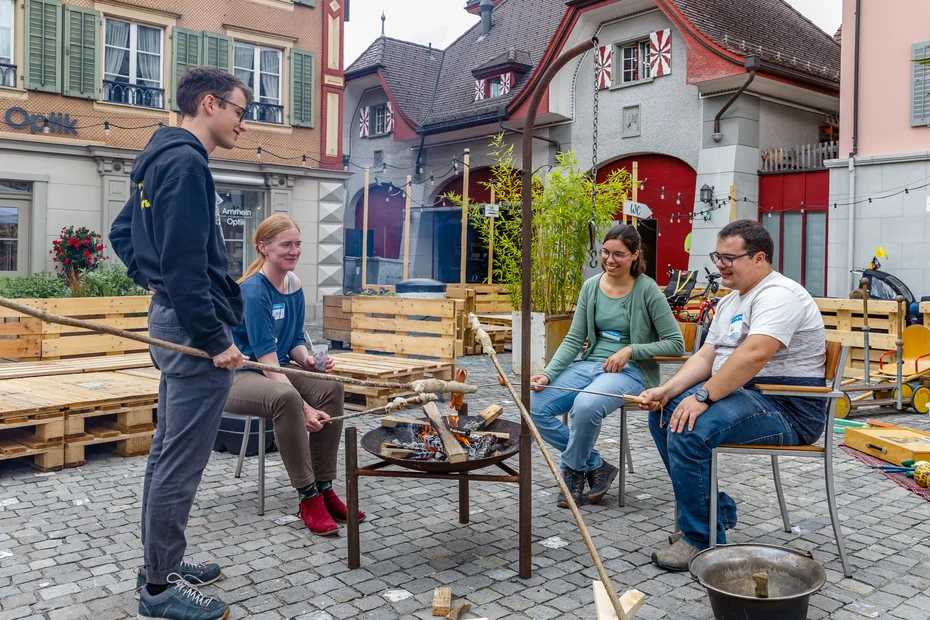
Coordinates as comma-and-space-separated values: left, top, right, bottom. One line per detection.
222, 206, 252, 227
4, 107, 78, 135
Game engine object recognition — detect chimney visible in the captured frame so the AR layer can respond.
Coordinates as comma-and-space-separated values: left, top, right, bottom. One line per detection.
480, 0, 493, 37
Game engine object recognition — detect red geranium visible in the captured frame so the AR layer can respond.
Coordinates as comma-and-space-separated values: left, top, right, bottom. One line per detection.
53, 225, 106, 277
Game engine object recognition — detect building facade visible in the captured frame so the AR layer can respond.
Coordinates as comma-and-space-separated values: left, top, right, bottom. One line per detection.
344, 0, 840, 293
0, 0, 349, 319
826, 0, 930, 298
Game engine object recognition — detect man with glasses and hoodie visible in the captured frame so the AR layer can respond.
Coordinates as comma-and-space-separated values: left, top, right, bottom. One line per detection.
109, 67, 253, 620
638, 219, 826, 572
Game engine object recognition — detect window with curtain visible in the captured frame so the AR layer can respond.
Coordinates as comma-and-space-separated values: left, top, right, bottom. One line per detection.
234, 42, 282, 123
760, 209, 827, 296
0, 0, 13, 87
104, 19, 164, 109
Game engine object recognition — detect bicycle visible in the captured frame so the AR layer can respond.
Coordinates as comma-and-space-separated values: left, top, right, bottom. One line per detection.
666, 266, 721, 338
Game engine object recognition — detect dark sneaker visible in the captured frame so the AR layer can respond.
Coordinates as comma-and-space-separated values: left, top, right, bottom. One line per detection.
138, 573, 230, 619
585, 461, 619, 504
556, 467, 586, 509
651, 539, 701, 572
136, 561, 222, 592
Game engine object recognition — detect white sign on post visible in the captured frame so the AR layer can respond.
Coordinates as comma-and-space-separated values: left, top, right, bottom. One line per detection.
483, 203, 500, 218
623, 200, 652, 219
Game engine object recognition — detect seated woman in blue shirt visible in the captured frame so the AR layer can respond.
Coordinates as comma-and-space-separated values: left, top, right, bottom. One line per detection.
224, 214, 364, 536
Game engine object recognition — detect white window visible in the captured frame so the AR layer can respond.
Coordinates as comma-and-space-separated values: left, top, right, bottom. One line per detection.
103, 19, 164, 109
619, 40, 651, 84
0, 0, 14, 87
373, 105, 385, 134
234, 43, 283, 124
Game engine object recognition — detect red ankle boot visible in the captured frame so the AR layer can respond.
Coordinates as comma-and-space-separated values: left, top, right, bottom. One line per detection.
298, 495, 339, 536
322, 488, 366, 523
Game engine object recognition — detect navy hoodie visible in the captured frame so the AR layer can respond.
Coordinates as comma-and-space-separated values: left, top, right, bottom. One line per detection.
109, 127, 243, 357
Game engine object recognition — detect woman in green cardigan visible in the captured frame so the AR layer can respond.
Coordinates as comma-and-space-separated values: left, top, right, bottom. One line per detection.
530, 224, 684, 507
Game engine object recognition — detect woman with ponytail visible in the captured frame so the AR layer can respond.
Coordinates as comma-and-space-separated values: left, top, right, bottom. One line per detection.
529, 224, 684, 508
224, 214, 364, 536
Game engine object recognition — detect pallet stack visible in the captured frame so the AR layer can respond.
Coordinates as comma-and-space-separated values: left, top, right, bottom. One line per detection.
0, 405, 65, 471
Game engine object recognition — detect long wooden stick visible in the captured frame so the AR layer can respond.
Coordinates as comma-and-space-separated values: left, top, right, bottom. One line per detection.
0, 297, 476, 395
321, 393, 438, 424
469, 314, 642, 620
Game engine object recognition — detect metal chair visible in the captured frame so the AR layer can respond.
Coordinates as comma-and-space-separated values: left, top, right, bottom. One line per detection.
233, 415, 266, 516
709, 342, 852, 577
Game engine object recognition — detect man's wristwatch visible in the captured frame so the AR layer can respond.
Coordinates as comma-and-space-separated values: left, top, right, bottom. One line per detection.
695, 388, 715, 406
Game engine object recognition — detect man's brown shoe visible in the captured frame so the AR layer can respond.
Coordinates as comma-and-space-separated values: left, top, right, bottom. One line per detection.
651, 539, 701, 572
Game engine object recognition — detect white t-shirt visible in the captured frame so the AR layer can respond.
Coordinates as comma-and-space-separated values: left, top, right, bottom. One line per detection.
706, 271, 825, 379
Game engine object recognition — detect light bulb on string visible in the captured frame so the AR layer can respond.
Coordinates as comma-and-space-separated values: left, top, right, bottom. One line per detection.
677, 214, 681, 224
42, 118, 50, 134
676, 192, 681, 206
104, 121, 111, 137
256, 146, 262, 160
661, 186, 665, 200
301, 155, 307, 167
381, 162, 388, 174
430, 173, 435, 187
670, 215, 674, 224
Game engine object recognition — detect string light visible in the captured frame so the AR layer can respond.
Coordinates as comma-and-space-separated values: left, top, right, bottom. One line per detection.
104, 121, 110, 137
676, 192, 681, 206
661, 186, 665, 200
670, 215, 674, 224
256, 146, 262, 160
301, 155, 307, 167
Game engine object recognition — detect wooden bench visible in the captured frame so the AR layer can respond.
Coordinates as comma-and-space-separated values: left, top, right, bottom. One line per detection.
0, 296, 157, 470
330, 296, 463, 410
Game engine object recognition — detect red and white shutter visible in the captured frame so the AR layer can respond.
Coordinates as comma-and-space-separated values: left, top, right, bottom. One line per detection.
649, 29, 672, 77
499, 72, 513, 95
595, 45, 612, 89
359, 106, 369, 138
474, 78, 487, 101
384, 101, 395, 133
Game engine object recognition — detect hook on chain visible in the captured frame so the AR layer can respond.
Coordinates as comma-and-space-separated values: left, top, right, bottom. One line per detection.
587, 220, 599, 268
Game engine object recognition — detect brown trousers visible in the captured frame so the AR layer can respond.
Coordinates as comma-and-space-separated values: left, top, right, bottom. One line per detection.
224, 370, 344, 489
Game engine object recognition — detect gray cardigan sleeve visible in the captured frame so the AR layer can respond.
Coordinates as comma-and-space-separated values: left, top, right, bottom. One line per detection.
629, 284, 685, 360
541, 281, 591, 381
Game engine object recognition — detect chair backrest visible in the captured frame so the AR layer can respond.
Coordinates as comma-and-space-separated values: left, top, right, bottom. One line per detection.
902, 324, 930, 363
825, 340, 844, 384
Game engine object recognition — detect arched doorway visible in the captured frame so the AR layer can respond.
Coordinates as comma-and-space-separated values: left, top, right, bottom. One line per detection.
596, 154, 697, 285
352, 184, 404, 259
429, 168, 496, 283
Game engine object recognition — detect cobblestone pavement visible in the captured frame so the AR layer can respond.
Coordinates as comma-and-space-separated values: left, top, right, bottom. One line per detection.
3, 350, 930, 620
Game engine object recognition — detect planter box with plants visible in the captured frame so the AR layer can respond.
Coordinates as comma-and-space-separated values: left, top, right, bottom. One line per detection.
444, 134, 634, 375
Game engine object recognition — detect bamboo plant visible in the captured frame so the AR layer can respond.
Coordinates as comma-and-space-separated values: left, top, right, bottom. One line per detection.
443, 134, 632, 315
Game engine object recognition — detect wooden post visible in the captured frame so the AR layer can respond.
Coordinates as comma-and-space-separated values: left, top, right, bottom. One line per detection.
460, 149, 470, 284
403, 174, 412, 280
362, 166, 370, 288
631, 161, 639, 229
729, 184, 736, 223
488, 184, 495, 284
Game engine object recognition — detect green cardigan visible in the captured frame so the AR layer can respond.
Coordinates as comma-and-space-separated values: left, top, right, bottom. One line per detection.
542, 273, 685, 388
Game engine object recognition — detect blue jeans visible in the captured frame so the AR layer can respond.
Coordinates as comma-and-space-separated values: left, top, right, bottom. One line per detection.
648, 382, 799, 550
530, 361, 646, 472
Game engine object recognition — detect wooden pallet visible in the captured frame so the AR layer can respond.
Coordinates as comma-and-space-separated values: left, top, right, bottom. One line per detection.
64, 404, 156, 467
0, 412, 65, 471
816, 297, 901, 374
0, 353, 153, 380
322, 295, 352, 345
330, 352, 454, 411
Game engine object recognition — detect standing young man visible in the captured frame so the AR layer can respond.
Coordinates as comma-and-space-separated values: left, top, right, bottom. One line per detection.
639, 220, 826, 571
110, 67, 253, 620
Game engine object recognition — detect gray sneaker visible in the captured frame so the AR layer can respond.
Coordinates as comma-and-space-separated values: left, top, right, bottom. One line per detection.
651, 539, 701, 572
556, 467, 586, 509
138, 573, 229, 620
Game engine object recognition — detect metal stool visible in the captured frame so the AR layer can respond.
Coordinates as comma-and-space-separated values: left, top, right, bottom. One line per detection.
233, 415, 266, 516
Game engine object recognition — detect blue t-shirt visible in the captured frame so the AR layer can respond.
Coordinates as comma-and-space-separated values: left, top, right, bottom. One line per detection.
232, 273, 306, 368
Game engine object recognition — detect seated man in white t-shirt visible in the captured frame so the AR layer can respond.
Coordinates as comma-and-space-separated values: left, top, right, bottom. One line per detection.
639, 219, 826, 571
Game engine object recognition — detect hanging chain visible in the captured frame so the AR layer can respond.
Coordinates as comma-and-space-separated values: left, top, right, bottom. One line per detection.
588, 38, 600, 268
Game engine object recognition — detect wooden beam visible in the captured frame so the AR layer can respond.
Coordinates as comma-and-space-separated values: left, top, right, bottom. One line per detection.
432, 587, 452, 616
381, 415, 431, 428
362, 166, 370, 288
631, 161, 638, 229
476, 404, 503, 427
380, 443, 417, 459
729, 184, 736, 223
460, 148, 470, 285
424, 403, 467, 463
403, 174, 412, 280
593, 581, 644, 619
488, 184, 495, 284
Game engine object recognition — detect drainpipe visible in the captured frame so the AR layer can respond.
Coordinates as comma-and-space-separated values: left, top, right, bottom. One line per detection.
847, 0, 862, 291
712, 55, 760, 142
499, 120, 561, 154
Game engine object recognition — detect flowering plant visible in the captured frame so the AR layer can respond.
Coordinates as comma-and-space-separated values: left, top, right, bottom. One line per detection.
50, 226, 109, 276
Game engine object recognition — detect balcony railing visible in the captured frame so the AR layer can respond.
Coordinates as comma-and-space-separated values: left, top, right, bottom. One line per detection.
103, 80, 165, 110
760, 141, 839, 173
0, 62, 16, 88
245, 102, 284, 125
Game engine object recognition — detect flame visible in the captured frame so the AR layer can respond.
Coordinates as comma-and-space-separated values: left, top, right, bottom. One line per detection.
447, 415, 459, 429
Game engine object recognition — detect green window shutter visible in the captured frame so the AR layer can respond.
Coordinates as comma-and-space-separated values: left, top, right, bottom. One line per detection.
293, 0, 316, 6
62, 5, 100, 100
23, 0, 62, 93
171, 27, 201, 112
912, 41, 930, 127
202, 32, 233, 73
290, 49, 315, 128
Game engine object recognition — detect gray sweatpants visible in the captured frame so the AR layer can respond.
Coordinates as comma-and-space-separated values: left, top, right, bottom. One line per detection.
140, 303, 235, 585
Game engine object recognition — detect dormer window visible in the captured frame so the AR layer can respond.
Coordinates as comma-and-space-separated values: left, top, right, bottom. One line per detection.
490, 78, 503, 98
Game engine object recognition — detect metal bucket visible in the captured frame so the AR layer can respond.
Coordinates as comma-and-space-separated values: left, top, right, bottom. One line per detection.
689, 544, 827, 620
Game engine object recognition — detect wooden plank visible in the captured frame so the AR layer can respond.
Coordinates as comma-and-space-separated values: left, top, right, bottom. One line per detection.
351, 297, 460, 319
476, 404, 504, 427
351, 332, 458, 360
44, 316, 148, 334
424, 403, 467, 464
42, 296, 151, 316
816, 297, 898, 312
432, 587, 452, 616
593, 581, 645, 620
41, 333, 150, 358
381, 415, 431, 428
351, 315, 457, 336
